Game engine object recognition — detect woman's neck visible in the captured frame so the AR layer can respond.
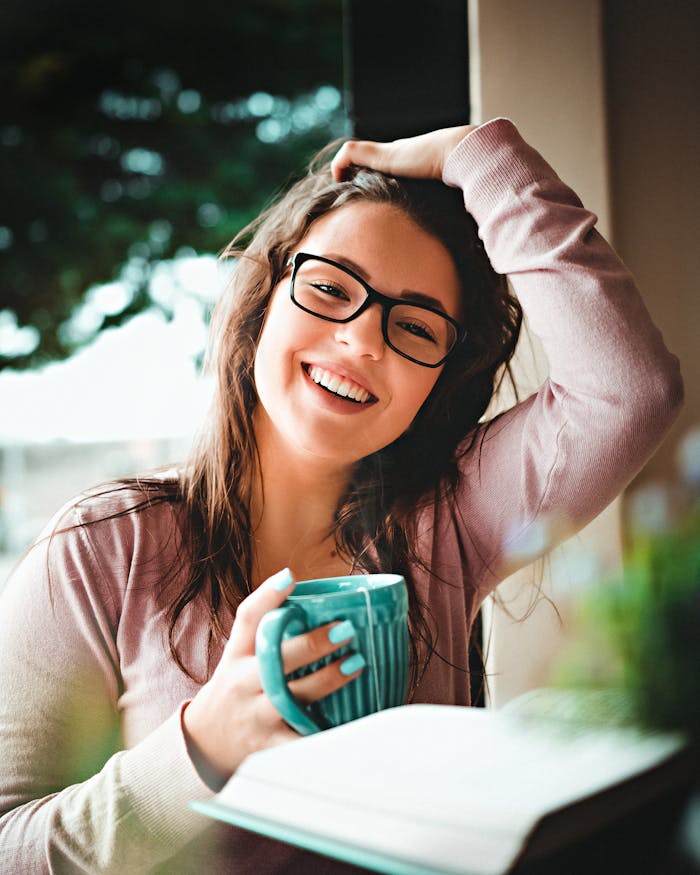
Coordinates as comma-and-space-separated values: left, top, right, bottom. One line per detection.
250, 426, 355, 587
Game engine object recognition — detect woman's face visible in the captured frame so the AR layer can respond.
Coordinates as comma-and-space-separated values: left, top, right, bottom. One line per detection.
253, 201, 462, 469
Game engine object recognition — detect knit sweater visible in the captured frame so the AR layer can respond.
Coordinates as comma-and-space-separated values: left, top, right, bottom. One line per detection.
0, 119, 683, 873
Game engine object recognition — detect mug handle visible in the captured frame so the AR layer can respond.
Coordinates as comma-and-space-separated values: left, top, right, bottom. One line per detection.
256, 605, 322, 735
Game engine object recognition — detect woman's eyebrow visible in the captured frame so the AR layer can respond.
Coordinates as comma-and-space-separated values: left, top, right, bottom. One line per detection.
325, 252, 448, 312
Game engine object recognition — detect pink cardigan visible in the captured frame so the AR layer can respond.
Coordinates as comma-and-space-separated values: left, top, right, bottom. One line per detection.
0, 119, 682, 873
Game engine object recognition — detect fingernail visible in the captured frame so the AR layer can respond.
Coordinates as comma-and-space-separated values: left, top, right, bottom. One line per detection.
340, 653, 366, 676
328, 620, 355, 645
268, 568, 294, 592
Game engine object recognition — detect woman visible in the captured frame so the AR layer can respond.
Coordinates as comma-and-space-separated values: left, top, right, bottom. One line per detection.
0, 118, 682, 872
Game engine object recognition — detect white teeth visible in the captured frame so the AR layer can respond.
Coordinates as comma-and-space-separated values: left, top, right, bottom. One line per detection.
307, 366, 371, 403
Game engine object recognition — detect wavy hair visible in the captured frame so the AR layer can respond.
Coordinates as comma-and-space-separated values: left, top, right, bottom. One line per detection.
170, 143, 522, 693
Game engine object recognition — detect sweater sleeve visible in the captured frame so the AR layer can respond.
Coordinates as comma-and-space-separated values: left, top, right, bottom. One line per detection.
442, 118, 683, 589
0, 504, 214, 873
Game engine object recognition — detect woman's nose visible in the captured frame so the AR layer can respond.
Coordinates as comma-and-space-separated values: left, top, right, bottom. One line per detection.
333, 304, 385, 360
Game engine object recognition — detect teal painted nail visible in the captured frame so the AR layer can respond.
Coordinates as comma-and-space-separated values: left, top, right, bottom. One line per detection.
268, 568, 293, 591
328, 620, 355, 645
340, 653, 366, 676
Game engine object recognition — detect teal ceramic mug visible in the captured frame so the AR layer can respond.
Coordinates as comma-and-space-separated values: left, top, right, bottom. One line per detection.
256, 574, 409, 735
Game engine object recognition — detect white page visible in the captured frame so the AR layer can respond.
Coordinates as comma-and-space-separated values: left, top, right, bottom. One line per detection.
218, 701, 685, 859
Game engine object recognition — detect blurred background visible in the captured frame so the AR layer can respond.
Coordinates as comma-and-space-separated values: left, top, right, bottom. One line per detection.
1, 0, 698, 708
0, 0, 350, 567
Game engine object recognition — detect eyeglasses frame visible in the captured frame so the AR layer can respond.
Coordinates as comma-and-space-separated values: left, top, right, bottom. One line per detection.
287, 252, 465, 368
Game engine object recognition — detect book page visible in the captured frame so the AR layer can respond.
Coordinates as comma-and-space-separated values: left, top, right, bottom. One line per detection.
212, 698, 686, 874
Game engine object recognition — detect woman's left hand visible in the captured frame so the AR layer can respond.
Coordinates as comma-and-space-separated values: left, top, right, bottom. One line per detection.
331, 124, 479, 183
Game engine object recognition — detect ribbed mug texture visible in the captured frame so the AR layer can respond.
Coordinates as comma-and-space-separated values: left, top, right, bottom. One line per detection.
282, 575, 409, 729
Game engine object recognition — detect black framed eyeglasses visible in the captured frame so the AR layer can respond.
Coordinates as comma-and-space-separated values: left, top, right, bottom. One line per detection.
288, 252, 464, 368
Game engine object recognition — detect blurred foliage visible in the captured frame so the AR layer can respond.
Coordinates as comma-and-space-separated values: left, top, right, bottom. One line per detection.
0, 0, 346, 370
557, 491, 700, 752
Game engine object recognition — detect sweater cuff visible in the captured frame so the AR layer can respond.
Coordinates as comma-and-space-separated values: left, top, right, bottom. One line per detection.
442, 117, 558, 223
119, 702, 215, 845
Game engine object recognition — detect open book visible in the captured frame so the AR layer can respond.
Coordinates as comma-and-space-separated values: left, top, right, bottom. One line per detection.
192, 690, 690, 875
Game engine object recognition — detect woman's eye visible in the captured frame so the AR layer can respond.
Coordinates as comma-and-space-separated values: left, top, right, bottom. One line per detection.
310, 282, 351, 301
396, 319, 438, 344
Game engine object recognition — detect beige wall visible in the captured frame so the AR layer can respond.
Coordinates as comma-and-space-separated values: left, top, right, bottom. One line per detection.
468, 0, 698, 704
470, 0, 611, 232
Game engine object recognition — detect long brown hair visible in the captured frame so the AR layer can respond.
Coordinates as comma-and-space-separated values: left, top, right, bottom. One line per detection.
170, 145, 522, 692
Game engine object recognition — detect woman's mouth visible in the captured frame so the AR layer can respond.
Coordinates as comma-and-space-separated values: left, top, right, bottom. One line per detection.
304, 364, 377, 404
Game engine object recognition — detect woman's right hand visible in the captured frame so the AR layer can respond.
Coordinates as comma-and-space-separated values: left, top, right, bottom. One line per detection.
182, 568, 362, 788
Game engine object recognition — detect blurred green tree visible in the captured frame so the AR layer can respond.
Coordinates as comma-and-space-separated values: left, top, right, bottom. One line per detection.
0, 0, 345, 370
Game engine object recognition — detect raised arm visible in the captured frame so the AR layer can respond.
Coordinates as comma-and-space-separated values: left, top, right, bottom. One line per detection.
443, 118, 682, 584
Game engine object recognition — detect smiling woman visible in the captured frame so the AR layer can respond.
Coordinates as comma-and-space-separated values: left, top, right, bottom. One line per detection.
0, 118, 683, 872
253, 200, 464, 469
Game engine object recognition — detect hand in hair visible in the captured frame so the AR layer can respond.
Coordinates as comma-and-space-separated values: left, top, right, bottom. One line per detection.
182, 569, 363, 788
331, 124, 478, 183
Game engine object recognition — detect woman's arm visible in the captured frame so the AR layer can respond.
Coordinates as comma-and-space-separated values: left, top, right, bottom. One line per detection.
443, 118, 682, 584
0, 507, 212, 873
